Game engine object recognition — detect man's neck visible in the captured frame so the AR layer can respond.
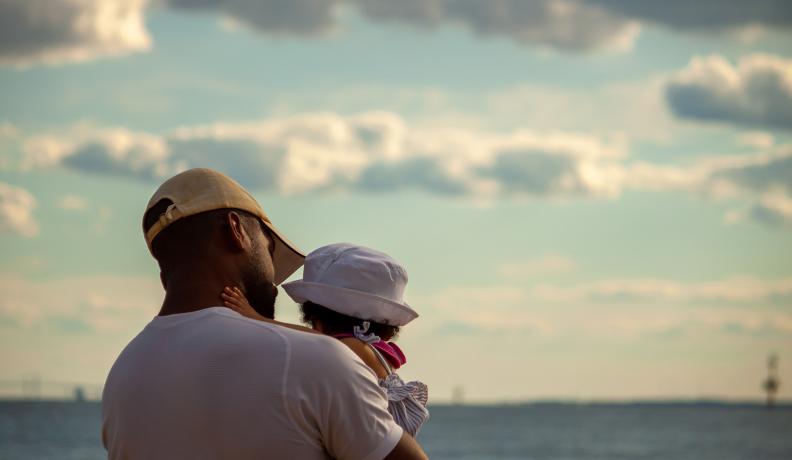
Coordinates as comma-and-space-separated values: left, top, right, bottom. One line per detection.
159, 267, 240, 316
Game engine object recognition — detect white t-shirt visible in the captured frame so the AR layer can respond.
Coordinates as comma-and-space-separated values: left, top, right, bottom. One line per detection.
102, 307, 403, 459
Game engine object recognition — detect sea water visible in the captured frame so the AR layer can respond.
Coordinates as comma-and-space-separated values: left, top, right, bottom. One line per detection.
1, 401, 790, 459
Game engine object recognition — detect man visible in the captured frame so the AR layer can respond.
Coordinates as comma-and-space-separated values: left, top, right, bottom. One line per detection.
102, 168, 427, 459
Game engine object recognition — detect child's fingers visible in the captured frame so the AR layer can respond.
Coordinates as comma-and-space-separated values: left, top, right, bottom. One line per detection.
221, 293, 242, 308
224, 301, 243, 312
223, 286, 243, 300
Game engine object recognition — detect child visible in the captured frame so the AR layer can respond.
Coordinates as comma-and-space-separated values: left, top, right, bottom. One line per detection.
221, 243, 429, 436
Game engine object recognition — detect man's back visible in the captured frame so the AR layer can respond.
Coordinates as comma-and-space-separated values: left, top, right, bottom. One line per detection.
102, 307, 403, 460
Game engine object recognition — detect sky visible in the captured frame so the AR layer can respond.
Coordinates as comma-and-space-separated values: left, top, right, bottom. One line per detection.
1, 0, 791, 403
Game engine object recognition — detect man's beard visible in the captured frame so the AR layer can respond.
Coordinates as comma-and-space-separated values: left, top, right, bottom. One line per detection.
246, 280, 278, 319
242, 243, 278, 319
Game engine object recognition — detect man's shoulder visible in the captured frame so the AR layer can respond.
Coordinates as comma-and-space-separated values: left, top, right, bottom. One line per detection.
279, 325, 357, 360
276, 326, 375, 381
204, 310, 357, 363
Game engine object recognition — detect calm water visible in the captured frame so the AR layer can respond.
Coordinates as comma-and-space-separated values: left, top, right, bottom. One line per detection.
1, 401, 790, 459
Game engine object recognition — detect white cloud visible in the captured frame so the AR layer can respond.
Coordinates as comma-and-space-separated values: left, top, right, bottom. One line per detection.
353, 0, 641, 52
23, 126, 174, 180
532, 275, 792, 304
165, 0, 792, 53
727, 188, 792, 228
0, 181, 38, 237
16, 111, 792, 230
0, 0, 151, 68
412, 285, 558, 336
21, 112, 628, 200
665, 54, 792, 130
0, 274, 160, 333
57, 195, 89, 211
485, 79, 677, 142
622, 142, 792, 228
4, 0, 792, 68
738, 131, 775, 149
414, 276, 792, 339
0, 122, 19, 139
161, 0, 641, 52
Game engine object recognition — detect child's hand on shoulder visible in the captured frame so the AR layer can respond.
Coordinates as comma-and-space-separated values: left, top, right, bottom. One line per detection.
221, 286, 266, 321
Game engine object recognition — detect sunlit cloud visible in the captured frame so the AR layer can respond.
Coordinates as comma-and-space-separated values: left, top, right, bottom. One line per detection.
5, 0, 792, 69
350, 0, 640, 53
0, 122, 19, 139
57, 195, 89, 212
20, 112, 627, 200
0, 181, 38, 237
738, 131, 775, 149
169, 0, 792, 53
665, 54, 792, 130
0, 0, 151, 68
532, 276, 792, 304
726, 188, 792, 228
14, 112, 792, 230
415, 276, 792, 339
0, 274, 160, 333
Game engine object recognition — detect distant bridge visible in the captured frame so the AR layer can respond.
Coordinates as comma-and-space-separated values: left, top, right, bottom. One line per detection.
0, 378, 103, 401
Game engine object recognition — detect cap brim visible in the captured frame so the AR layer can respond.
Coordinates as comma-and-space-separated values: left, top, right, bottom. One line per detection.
263, 221, 305, 285
282, 280, 418, 326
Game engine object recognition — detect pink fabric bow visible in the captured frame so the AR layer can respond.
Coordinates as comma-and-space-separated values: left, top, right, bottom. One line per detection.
333, 334, 407, 369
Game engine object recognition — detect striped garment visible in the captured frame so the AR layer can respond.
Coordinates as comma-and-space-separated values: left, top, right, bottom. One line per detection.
369, 345, 430, 436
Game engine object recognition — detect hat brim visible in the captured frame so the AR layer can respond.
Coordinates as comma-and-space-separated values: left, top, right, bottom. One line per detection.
282, 280, 418, 326
263, 221, 304, 285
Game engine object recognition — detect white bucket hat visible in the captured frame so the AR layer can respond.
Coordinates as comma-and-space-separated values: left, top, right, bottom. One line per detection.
282, 243, 418, 326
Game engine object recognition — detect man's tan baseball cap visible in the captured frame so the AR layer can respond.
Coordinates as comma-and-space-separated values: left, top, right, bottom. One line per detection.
143, 168, 304, 285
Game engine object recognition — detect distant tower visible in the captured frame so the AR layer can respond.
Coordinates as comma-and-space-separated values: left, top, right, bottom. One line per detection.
451, 385, 465, 405
763, 354, 780, 409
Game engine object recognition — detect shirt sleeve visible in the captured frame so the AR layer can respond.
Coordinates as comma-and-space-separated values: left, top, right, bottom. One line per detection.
286, 334, 404, 460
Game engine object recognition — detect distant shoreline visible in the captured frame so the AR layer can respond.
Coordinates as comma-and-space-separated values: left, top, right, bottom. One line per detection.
1, 398, 790, 409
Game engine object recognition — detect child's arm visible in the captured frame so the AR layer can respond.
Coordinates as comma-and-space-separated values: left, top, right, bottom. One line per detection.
221, 286, 317, 334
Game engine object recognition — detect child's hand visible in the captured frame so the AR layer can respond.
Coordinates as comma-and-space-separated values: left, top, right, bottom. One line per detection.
221, 286, 266, 321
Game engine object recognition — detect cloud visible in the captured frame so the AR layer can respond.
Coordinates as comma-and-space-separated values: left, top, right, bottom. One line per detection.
414, 277, 792, 339
15, 111, 792, 229
498, 254, 577, 278
23, 127, 174, 179
162, 0, 642, 52
623, 143, 792, 228
57, 195, 89, 212
727, 188, 792, 228
22, 112, 627, 200
165, 0, 338, 35
0, 182, 38, 237
738, 131, 775, 149
0, 0, 151, 68
591, 0, 792, 33
625, 144, 792, 196
0, 274, 160, 333
4, 1, 792, 68
665, 54, 792, 130
165, 1, 792, 53
710, 150, 792, 196
532, 275, 792, 304
352, 0, 640, 52
0, 122, 19, 139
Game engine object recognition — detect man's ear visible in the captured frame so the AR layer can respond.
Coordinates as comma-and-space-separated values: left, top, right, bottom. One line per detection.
225, 211, 248, 251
